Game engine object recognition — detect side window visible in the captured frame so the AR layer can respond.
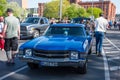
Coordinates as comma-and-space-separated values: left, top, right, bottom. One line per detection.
33, 18, 39, 23
44, 18, 49, 24
40, 19, 44, 24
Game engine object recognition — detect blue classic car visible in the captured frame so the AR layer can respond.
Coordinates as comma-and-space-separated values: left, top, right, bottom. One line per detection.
18, 23, 93, 74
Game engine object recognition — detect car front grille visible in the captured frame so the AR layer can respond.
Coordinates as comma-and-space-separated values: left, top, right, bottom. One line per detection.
20, 26, 27, 31
33, 50, 69, 58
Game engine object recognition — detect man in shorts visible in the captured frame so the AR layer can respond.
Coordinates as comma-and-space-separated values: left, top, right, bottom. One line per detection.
2, 8, 20, 65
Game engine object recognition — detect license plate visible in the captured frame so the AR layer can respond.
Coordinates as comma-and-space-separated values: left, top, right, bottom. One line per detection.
40, 61, 58, 66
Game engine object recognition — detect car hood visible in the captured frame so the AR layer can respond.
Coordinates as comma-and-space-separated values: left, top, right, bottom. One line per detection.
20, 36, 87, 51
20, 23, 35, 27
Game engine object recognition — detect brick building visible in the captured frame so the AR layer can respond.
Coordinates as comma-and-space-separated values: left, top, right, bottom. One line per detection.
70, 0, 116, 21
38, 3, 44, 17
38, 0, 116, 21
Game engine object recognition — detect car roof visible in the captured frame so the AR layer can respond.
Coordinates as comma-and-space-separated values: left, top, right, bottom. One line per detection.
50, 23, 85, 28
72, 17, 91, 20
27, 17, 46, 18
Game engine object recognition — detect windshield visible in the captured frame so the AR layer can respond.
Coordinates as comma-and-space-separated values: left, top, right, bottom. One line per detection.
23, 18, 39, 24
45, 27, 85, 36
71, 18, 91, 24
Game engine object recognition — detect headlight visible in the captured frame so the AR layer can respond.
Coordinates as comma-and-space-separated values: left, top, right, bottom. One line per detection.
25, 49, 32, 57
70, 51, 79, 60
27, 27, 34, 31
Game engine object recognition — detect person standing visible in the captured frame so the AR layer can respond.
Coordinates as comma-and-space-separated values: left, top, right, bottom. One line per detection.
50, 18, 56, 24
0, 16, 5, 51
2, 8, 20, 65
113, 21, 117, 29
94, 13, 108, 57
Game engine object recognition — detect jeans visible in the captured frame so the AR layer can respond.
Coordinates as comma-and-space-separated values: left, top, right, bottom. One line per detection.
95, 31, 104, 54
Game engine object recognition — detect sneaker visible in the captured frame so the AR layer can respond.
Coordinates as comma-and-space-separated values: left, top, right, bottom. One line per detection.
97, 54, 102, 57
95, 51, 99, 54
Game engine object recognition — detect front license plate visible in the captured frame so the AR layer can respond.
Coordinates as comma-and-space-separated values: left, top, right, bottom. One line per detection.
40, 61, 58, 66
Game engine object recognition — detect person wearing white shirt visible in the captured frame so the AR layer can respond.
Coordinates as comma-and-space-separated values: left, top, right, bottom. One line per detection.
95, 13, 108, 57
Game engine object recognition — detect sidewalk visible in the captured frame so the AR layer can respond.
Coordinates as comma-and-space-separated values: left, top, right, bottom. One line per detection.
0, 51, 7, 62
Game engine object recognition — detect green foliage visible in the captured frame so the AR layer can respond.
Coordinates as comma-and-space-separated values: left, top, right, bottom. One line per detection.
0, 0, 7, 16
64, 4, 78, 19
44, 0, 102, 19
77, 7, 86, 17
5, 2, 27, 20
0, 0, 27, 20
7, 2, 21, 17
64, 3, 88, 19
44, 0, 59, 18
87, 7, 102, 18
0, 11, 2, 16
44, 0, 70, 18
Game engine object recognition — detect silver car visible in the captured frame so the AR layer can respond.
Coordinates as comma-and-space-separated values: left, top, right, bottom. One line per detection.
20, 17, 49, 39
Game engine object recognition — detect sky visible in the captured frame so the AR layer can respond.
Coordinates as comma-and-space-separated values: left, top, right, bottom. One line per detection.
28, 0, 120, 14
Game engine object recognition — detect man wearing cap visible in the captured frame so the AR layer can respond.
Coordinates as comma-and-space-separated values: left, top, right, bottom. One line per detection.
94, 13, 108, 57
2, 8, 20, 65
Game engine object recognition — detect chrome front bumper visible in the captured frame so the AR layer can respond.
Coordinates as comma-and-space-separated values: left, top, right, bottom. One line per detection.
18, 55, 86, 67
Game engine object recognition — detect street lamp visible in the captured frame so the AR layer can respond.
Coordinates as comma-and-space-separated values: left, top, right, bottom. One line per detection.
91, 0, 94, 20
101, 0, 104, 11
59, 0, 62, 21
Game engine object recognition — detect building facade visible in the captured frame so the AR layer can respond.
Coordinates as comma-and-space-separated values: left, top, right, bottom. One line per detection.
38, 3, 44, 17
70, 0, 116, 21
7, 0, 28, 9
69, 0, 81, 4
38, 0, 116, 21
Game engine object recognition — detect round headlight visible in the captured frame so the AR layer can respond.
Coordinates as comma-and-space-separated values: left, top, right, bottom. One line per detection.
70, 51, 78, 60
28, 27, 34, 31
25, 49, 32, 56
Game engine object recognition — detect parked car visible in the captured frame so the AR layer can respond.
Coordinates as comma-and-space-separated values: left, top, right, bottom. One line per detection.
71, 17, 95, 35
20, 17, 49, 39
18, 23, 93, 74
71, 17, 91, 24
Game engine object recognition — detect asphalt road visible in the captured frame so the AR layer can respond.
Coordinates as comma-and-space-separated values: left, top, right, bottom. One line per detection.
0, 28, 119, 80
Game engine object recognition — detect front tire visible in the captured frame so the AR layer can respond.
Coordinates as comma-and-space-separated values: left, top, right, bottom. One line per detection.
76, 62, 87, 74
27, 62, 39, 69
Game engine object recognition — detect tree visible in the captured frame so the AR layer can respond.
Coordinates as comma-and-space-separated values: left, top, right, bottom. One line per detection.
6, 2, 27, 20
64, 4, 78, 19
64, 3, 88, 19
0, 0, 7, 16
44, 0, 102, 19
87, 7, 102, 19
77, 7, 86, 17
44, 0, 59, 18
44, 0, 70, 18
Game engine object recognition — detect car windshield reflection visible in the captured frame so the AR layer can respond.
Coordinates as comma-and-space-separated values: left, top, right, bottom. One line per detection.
45, 27, 85, 36
23, 17, 39, 24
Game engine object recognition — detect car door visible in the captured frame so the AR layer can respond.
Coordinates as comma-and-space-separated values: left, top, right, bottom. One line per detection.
39, 18, 49, 34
